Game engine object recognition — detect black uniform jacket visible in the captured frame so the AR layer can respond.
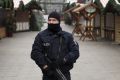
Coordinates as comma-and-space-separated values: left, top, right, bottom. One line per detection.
31, 29, 79, 72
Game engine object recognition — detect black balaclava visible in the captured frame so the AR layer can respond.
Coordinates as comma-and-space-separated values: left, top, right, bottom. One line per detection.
48, 11, 62, 33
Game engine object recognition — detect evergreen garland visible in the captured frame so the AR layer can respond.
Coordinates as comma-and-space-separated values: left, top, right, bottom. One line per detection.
0, 0, 14, 9
0, 1, 4, 8
94, 0, 103, 10
103, 0, 118, 14
118, 0, 120, 3
63, 2, 76, 25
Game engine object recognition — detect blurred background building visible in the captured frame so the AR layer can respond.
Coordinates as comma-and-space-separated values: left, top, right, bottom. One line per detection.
37, 0, 67, 14
77, 0, 85, 3
77, 0, 93, 3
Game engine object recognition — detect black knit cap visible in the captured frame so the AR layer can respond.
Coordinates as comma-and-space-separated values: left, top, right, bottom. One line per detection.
48, 11, 61, 23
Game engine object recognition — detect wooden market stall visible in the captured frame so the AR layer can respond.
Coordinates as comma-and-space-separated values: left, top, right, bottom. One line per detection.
0, 9, 6, 39
15, 10, 29, 31
25, 0, 43, 31
93, 0, 104, 37
0, 0, 15, 38
94, 0, 120, 43
115, 14, 120, 43
14, 0, 42, 32
0, 9, 14, 38
72, 2, 99, 41
64, 4, 82, 35
102, 0, 116, 41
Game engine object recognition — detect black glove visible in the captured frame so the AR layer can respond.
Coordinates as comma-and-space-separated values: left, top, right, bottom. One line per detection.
42, 66, 54, 76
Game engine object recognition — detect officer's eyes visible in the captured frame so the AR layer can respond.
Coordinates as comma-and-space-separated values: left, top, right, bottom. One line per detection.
48, 19, 57, 22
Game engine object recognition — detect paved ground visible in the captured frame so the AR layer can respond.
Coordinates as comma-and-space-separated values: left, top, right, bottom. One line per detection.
0, 22, 120, 80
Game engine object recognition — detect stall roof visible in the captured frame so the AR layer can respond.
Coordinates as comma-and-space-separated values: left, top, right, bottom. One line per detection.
72, 2, 98, 13
103, 0, 120, 14
64, 0, 120, 15
94, 0, 104, 11
25, 0, 42, 11
64, 4, 80, 13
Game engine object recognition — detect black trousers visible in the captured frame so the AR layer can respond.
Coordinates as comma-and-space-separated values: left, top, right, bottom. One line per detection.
42, 71, 71, 80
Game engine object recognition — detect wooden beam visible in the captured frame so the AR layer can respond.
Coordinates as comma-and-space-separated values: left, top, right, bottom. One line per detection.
64, 4, 80, 13
72, 3, 91, 12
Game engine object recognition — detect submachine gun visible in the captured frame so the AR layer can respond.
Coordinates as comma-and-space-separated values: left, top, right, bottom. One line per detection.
45, 56, 67, 80
44, 42, 67, 80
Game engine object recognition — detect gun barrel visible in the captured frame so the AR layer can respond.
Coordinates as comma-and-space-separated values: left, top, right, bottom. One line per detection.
55, 68, 67, 80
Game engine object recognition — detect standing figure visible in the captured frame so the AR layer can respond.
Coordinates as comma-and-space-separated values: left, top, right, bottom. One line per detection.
31, 11, 79, 80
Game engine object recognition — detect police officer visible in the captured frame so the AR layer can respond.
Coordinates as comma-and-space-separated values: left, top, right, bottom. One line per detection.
31, 11, 79, 80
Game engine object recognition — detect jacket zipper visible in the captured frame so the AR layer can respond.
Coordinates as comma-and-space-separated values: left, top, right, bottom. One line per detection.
57, 36, 62, 61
